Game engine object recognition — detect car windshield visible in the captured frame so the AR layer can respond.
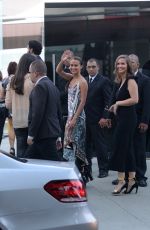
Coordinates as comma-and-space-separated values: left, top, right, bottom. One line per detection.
0, 149, 27, 163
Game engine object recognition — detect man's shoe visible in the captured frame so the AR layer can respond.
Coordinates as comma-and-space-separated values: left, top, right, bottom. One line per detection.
112, 179, 119, 185
98, 171, 108, 178
138, 179, 147, 187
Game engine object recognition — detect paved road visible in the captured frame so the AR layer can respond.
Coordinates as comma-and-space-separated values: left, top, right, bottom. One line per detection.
1, 136, 150, 230
87, 158, 150, 230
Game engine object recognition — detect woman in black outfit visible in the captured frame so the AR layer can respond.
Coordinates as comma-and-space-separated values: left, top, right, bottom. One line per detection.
109, 55, 139, 195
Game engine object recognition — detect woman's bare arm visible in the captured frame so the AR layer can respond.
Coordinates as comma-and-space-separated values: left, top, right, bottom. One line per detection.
109, 79, 138, 115
0, 83, 5, 100
116, 79, 138, 106
56, 57, 73, 81
5, 83, 12, 109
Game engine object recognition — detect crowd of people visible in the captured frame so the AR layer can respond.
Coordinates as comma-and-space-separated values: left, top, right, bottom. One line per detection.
0, 40, 150, 195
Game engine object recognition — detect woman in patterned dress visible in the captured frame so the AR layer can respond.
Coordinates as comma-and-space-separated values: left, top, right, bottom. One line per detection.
56, 52, 93, 183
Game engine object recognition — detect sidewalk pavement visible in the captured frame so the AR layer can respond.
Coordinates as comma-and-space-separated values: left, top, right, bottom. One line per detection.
87, 158, 150, 230
1, 137, 150, 230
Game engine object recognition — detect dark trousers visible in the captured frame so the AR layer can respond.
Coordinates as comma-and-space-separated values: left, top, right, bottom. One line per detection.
14, 128, 28, 158
61, 115, 68, 140
58, 115, 67, 161
25, 137, 60, 161
134, 128, 147, 180
86, 123, 109, 172
0, 107, 8, 145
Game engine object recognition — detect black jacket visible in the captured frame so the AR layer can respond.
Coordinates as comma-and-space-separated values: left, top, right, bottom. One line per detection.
135, 71, 150, 124
28, 77, 61, 140
85, 74, 112, 124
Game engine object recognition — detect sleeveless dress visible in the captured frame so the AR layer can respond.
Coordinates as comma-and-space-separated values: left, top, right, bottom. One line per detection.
109, 78, 137, 172
63, 82, 93, 183
63, 82, 86, 162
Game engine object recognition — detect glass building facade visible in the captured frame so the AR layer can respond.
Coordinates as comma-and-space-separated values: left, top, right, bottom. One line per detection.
0, 1, 150, 78
44, 1, 150, 80
0, 0, 43, 75
1, 0, 150, 151
1, 1, 150, 78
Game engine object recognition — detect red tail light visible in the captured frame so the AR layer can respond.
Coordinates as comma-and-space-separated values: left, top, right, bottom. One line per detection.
44, 180, 87, 203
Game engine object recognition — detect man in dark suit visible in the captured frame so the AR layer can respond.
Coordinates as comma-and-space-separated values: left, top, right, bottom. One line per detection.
129, 54, 150, 187
26, 60, 61, 160
85, 58, 112, 178
55, 50, 74, 160
55, 50, 74, 139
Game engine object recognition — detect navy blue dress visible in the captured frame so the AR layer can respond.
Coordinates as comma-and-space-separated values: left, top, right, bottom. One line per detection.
110, 78, 137, 172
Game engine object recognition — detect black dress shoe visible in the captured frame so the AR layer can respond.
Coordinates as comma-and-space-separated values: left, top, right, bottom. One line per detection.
138, 179, 147, 187
98, 171, 108, 178
112, 179, 119, 185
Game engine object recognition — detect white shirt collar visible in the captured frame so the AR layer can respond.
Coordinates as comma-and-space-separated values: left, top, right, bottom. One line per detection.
35, 76, 47, 86
134, 70, 138, 76
89, 74, 97, 81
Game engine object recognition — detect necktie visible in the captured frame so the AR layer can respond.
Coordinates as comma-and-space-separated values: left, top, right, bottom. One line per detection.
89, 78, 93, 84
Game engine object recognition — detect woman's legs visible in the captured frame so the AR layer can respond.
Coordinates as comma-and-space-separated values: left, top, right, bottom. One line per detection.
118, 172, 125, 181
128, 172, 136, 180
112, 172, 127, 194
7, 118, 15, 155
126, 171, 138, 193
0, 107, 7, 145
14, 128, 28, 158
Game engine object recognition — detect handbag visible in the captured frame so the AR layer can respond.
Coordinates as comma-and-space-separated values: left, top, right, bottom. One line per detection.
63, 143, 75, 161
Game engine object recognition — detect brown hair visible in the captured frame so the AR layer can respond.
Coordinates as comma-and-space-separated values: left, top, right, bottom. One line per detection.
0, 71, 3, 81
11, 53, 36, 95
114, 54, 133, 83
7, 62, 17, 76
71, 56, 83, 65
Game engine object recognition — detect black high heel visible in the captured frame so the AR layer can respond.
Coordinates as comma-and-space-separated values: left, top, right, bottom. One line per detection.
125, 179, 138, 194
112, 181, 128, 195
10, 147, 15, 156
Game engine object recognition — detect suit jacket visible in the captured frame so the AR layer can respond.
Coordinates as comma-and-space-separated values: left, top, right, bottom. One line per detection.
55, 74, 68, 117
28, 77, 61, 140
85, 74, 112, 124
135, 71, 150, 124
55, 66, 70, 117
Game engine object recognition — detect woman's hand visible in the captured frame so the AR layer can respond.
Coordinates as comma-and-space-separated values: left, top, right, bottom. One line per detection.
61, 50, 72, 66
61, 55, 70, 66
138, 123, 148, 133
68, 117, 77, 129
56, 137, 62, 150
98, 118, 108, 128
109, 103, 118, 115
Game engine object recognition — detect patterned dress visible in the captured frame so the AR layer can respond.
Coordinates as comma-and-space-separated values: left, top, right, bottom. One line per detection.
63, 82, 87, 163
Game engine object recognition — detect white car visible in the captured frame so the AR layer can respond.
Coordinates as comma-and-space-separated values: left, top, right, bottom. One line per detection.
0, 151, 98, 230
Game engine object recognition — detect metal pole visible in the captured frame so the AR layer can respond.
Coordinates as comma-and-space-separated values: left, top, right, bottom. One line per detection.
52, 53, 56, 85
0, 0, 3, 71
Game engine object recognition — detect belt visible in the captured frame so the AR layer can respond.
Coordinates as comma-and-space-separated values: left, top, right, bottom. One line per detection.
0, 103, 6, 108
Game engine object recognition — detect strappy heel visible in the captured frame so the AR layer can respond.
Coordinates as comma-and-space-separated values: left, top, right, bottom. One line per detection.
10, 147, 15, 156
112, 180, 128, 195
125, 178, 138, 194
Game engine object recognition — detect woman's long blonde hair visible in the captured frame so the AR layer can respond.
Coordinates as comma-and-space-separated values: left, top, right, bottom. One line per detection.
114, 54, 133, 83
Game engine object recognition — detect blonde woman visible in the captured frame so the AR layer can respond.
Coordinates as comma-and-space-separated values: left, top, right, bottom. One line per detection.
109, 55, 139, 195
